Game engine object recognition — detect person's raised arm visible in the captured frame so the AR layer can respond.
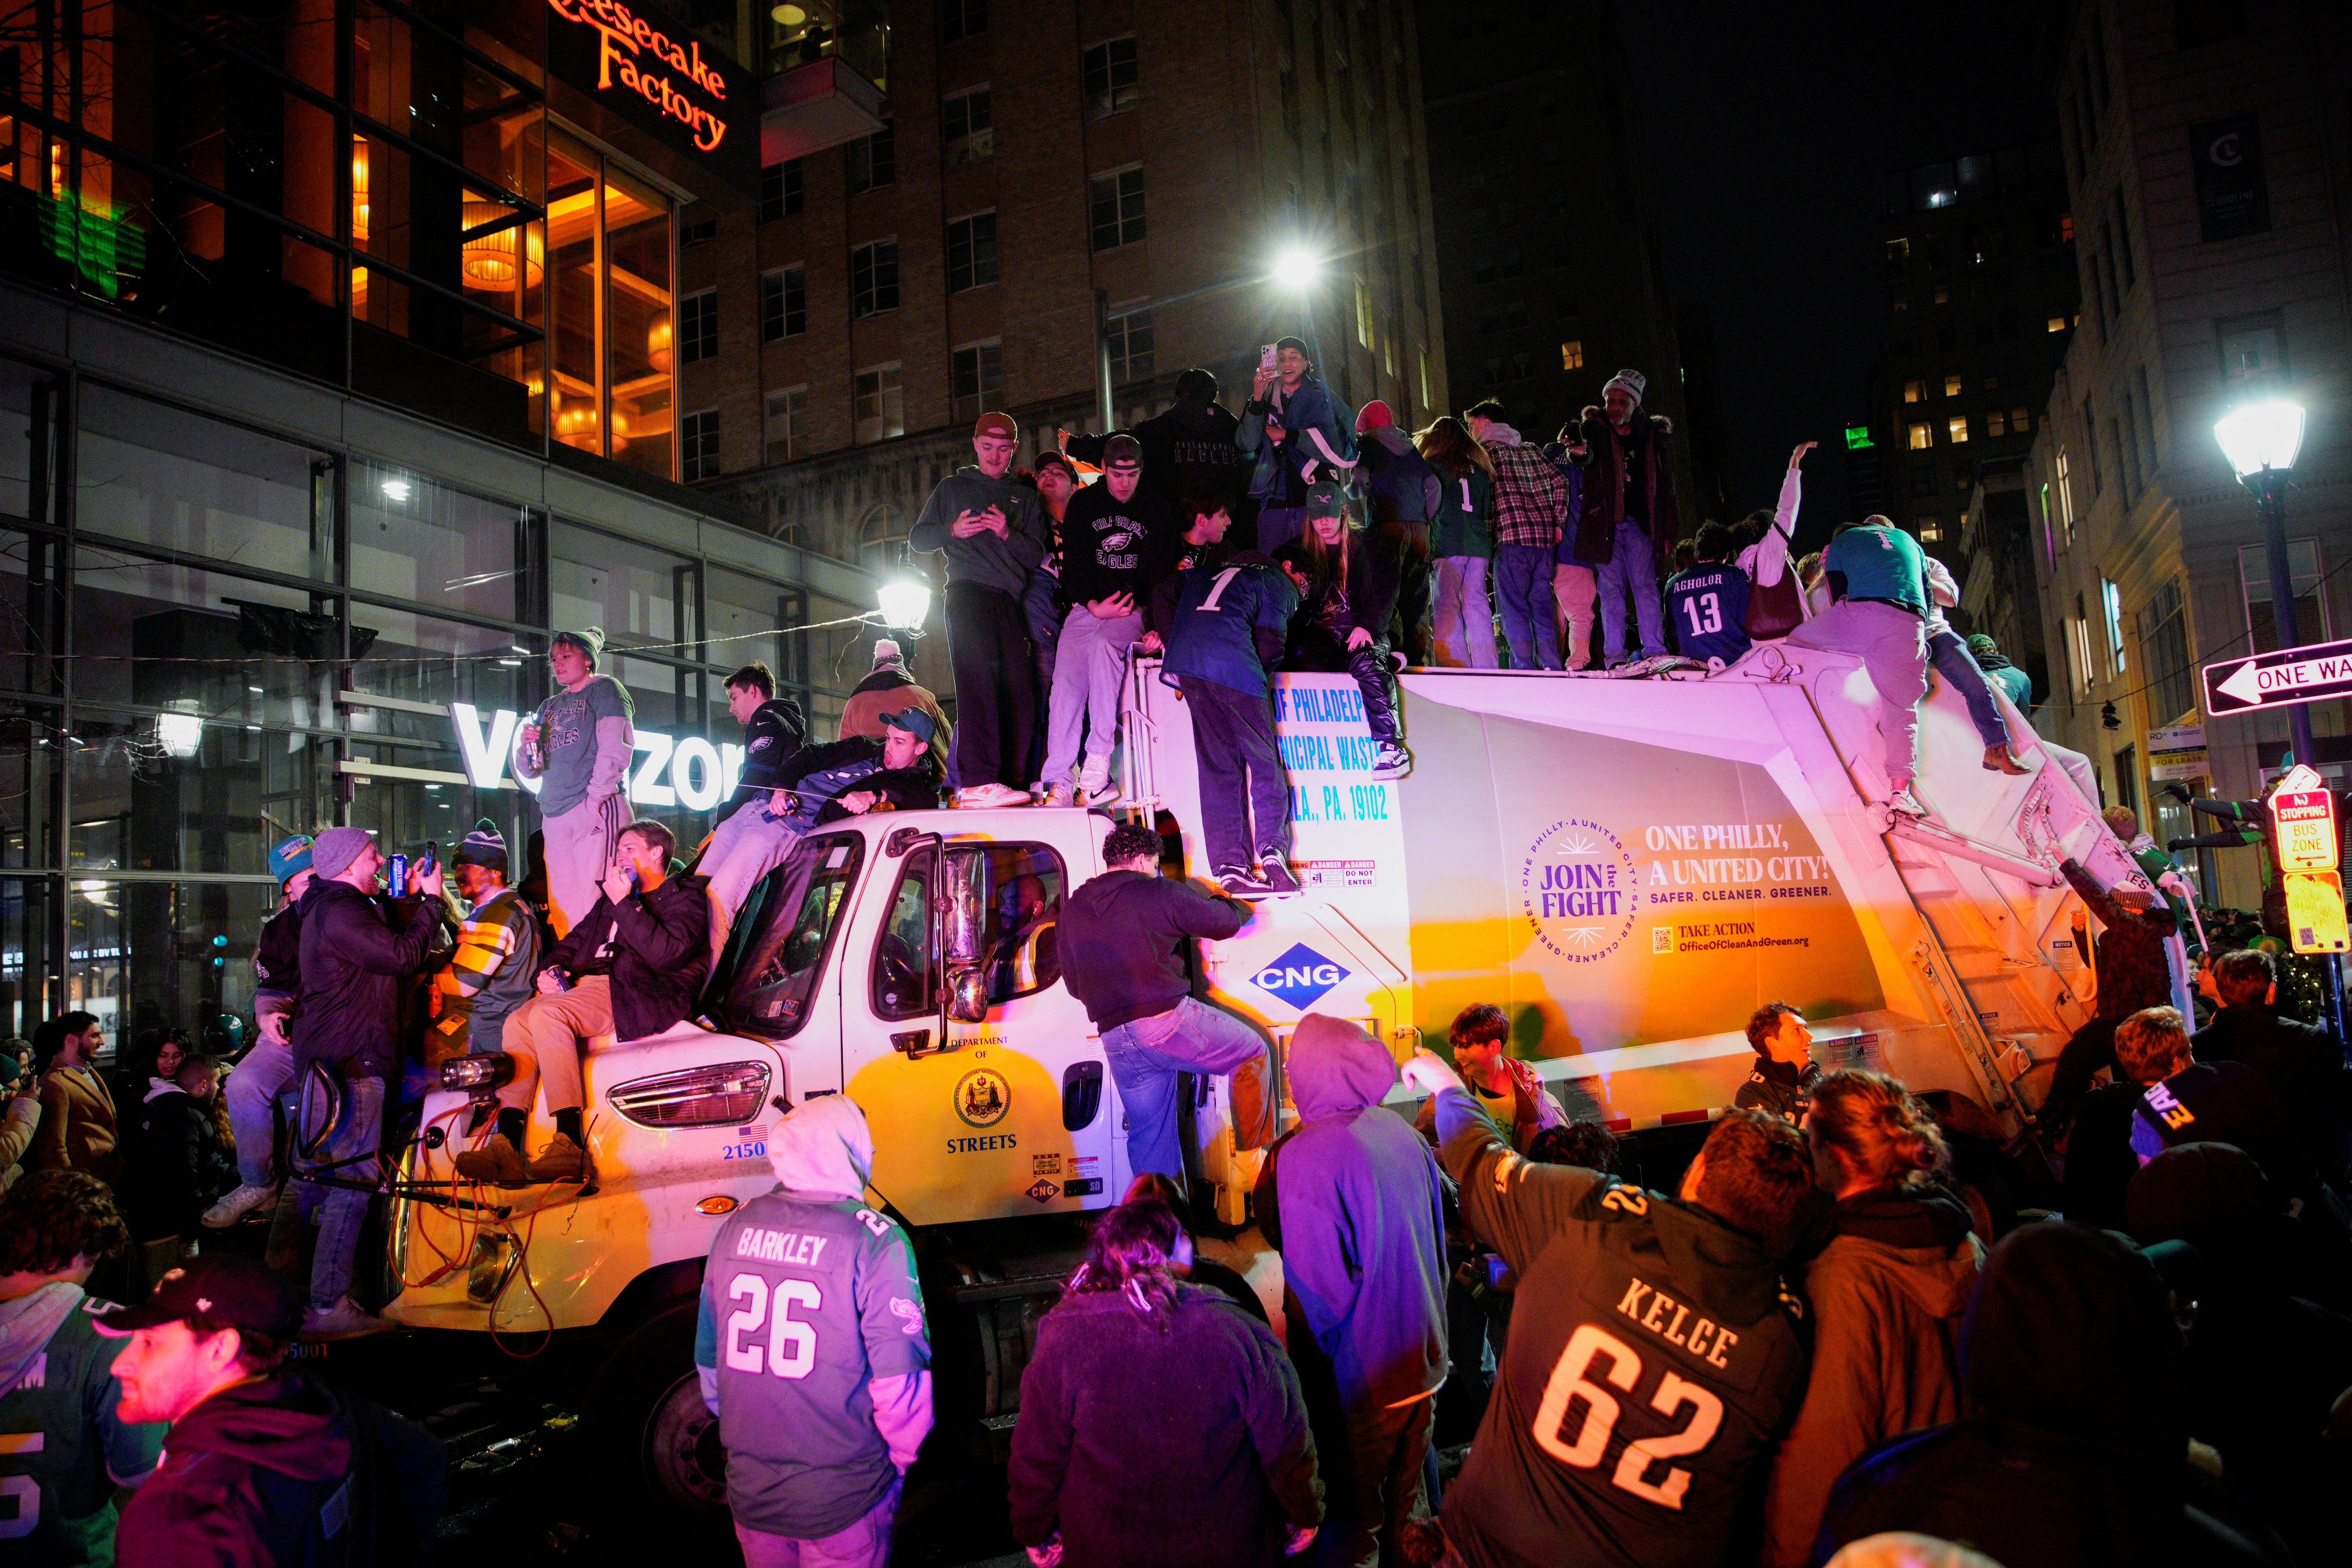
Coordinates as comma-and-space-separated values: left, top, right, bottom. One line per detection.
1168, 878, 1253, 941
1755, 443, 1811, 589
1404, 1049, 1610, 1278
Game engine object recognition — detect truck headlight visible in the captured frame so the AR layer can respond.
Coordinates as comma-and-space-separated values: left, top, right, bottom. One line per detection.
607, 1061, 772, 1129
440, 1053, 514, 1097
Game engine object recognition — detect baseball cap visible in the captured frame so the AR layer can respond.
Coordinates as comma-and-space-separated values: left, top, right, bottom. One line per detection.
92, 1253, 304, 1341
1305, 480, 1347, 519
1966, 633, 2000, 657
974, 411, 1018, 441
880, 707, 939, 747
1102, 433, 1142, 469
268, 835, 313, 884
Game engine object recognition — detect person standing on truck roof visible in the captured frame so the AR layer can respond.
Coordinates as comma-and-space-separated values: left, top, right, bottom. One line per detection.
1019, 455, 1077, 732
1737, 1001, 1823, 1124
1924, 555, 2031, 775
696, 663, 811, 965
1732, 443, 1816, 642
1273, 482, 1412, 785
1421, 416, 1500, 670
2041, 854, 2179, 1133
1061, 366, 1254, 524
1404, 1048, 1815, 1568
1255, 1016, 1448, 1568
514, 627, 634, 941
1043, 434, 1169, 809
1965, 632, 2033, 711
1663, 522, 1753, 667
1240, 336, 1356, 554
695, 1094, 931, 1568
1785, 517, 1935, 818
1561, 369, 1681, 669
1465, 401, 1566, 672
455, 820, 707, 1188
1060, 823, 1278, 1185
425, 820, 539, 1067
909, 411, 1048, 809
203, 836, 313, 1229
1354, 400, 1440, 666
1167, 513, 1307, 895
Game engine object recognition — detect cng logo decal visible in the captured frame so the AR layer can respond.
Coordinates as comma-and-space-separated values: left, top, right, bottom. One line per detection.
955, 1068, 1011, 1128
1250, 942, 1351, 1011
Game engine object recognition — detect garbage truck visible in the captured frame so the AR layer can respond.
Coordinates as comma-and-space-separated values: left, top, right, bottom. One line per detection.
378, 634, 2146, 1519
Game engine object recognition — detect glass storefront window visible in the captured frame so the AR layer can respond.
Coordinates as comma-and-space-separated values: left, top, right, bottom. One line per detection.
552, 521, 696, 648
77, 386, 334, 582
70, 547, 332, 718
0, 357, 56, 524
546, 130, 674, 477
343, 609, 539, 748
0, 703, 56, 869
349, 461, 522, 624
53, 877, 280, 1045
67, 718, 338, 879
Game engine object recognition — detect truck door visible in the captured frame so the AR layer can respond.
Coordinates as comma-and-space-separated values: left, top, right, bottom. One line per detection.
843, 829, 1117, 1226
718, 831, 866, 1099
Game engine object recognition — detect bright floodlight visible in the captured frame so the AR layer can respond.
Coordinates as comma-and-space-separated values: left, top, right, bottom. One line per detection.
2214, 399, 2306, 479
156, 711, 204, 758
877, 578, 932, 631
1272, 247, 1322, 293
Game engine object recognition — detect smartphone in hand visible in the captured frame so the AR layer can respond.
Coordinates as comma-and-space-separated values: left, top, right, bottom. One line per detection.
1259, 343, 1278, 375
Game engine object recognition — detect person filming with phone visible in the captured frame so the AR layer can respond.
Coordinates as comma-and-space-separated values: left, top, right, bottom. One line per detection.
455, 821, 709, 1187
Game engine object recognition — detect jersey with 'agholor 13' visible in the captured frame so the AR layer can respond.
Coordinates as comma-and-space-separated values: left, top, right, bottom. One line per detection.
1437, 1095, 1807, 1568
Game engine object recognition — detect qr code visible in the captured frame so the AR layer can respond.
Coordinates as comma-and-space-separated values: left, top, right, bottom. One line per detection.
1652, 927, 1674, 954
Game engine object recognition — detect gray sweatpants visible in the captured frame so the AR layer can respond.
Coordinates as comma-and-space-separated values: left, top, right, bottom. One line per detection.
543, 792, 626, 939
1043, 607, 1140, 788
703, 804, 802, 966
1787, 599, 1928, 785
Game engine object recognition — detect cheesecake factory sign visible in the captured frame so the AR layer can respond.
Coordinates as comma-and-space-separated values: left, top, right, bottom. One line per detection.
548, 0, 757, 193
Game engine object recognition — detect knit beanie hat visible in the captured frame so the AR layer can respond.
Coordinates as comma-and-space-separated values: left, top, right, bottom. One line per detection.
308, 826, 374, 882
1355, 399, 1395, 432
268, 834, 314, 884
1965, 633, 2000, 658
871, 638, 905, 670
453, 818, 508, 872
551, 626, 606, 670
1602, 369, 1646, 406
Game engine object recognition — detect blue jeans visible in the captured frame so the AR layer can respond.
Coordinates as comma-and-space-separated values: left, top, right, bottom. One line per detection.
1596, 519, 1665, 663
1101, 997, 1276, 1187
1257, 505, 1308, 555
1492, 544, 1562, 670
302, 1073, 384, 1311
226, 1034, 297, 1188
1928, 628, 2011, 748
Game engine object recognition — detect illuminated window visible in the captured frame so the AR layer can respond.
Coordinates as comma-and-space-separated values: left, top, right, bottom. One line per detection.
1891, 294, 1913, 312
1885, 237, 1911, 275
764, 384, 807, 464
948, 341, 1003, 425
1933, 285, 1950, 305
1918, 517, 1943, 542
1947, 416, 1971, 444
2101, 578, 2127, 673
851, 239, 899, 317
1906, 422, 1932, 450
2069, 605, 2096, 695
680, 409, 720, 481
2238, 539, 2328, 652
679, 288, 718, 366
1356, 276, 1374, 347
760, 265, 805, 342
1560, 339, 1584, 370
546, 130, 677, 480
2047, 315, 2069, 332
1987, 409, 2009, 437
943, 87, 994, 165
1090, 167, 1146, 250
2059, 212, 2074, 242
854, 363, 904, 444
1107, 304, 1154, 382
1903, 379, 1926, 404
1943, 374, 1963, 397
2054, 449, 2076, 545
1083, 37, 1139, 120
2011, 405, 2032, 432
946, 212, 998, 291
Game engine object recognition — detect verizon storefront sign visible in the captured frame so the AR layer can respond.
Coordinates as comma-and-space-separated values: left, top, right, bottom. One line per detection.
451, 703, 745, 812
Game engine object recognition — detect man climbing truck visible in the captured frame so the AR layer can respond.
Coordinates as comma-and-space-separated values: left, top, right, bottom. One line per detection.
384, 633, 2145, 1521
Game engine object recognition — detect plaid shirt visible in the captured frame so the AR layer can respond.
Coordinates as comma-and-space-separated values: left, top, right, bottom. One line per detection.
1487, 440, 1566, 547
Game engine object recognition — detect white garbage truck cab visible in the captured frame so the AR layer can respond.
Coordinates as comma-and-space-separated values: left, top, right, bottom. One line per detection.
381, 632, 2150, 1520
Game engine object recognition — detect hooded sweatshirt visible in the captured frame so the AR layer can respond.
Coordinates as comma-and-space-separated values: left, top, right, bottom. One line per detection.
0, 1282, 164, 1568
1761, 1187, 1983, 1568
1065, 393, 1252, 513
1253, 1014, 1447, 1411
1059, 868, 1250, 1029
908, 467, 1047, 598
114, 1372, 447, 1568
694, 1095, 933, 1539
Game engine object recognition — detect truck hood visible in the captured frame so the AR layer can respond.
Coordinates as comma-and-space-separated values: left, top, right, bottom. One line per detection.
1288, 1013, 1398, 1122
769, 1093, 873, 1199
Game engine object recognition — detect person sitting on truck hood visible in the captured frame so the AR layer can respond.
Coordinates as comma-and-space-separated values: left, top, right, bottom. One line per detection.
2042, 856, 2181, 1132
1254, 1014, 1448, 1568
1785, 517, 1935, 819
1058, 824, 1277, 1187
1737, 1001, 1824, 1125
455, 820, 708, 1187
694, 1093, 931, 1568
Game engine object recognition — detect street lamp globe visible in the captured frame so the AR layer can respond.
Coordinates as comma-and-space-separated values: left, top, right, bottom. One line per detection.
1272, 246, 1322, 293
876, 577, 932, 631
2214, 399, 2306, 480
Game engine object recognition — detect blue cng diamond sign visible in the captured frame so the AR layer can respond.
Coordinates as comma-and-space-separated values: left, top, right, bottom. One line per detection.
1250, 943, 1351, 1011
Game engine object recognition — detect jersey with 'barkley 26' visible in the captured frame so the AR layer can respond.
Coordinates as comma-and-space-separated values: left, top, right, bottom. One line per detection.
1436, 1095, 1808, 1568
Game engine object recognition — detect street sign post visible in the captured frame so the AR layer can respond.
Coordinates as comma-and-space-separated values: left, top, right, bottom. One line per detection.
2205, 637, 2352, 717
2267, 764, 2352, 955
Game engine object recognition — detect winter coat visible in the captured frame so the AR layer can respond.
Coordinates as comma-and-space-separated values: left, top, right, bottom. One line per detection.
2061, 858, 2176, 1022
714, 696, 808, 829
1008, 1285, 1321, 1568
1161, 551, 1298, 698
252, 902, 302, 1007
1059, 868, 1250, 1029
1735, 1056, 1822, 1124
32, 1063, 117, 1181
2191, 1002, 2352, 1178
0, 1092, 37, 1194
837, 668, 951, 765
542, 872, 712, 1044
1066, 396, 1253, 513
291, 880, 443, 1081
1762, 1187, 1983, 1568
1254, 1015, 1448, 1412
771, 736, 943, 828
122, 1083, 237, 1240
114, 1372, 447, 1568
1356, 428, 1440, 533
908, 467, 1048, 597
2066, 1061, 2300, 1228
1237, 375, 1353, 505
1427, 464, 1493, 560
1563, 405, 1680, 572
1274, 529, 1404, 658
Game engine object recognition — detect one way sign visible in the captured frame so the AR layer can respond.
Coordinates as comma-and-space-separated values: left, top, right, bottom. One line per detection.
2205, 637, 2352, 716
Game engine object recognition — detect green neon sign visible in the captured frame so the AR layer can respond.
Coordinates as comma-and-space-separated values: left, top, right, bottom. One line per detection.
1844, 425, 1873, 450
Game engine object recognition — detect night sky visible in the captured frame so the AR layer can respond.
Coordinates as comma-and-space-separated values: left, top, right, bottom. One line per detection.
1620, 1, 2058, 541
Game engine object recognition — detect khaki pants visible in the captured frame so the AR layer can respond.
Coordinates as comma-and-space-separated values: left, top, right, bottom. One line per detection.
498, 975, 612, 1115
1553, 562, 1597, 670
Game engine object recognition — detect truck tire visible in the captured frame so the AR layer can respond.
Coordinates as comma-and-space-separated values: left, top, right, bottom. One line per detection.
588, 1300, 732, 1541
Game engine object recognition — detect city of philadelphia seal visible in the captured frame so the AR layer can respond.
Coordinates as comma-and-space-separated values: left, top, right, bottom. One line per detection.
955, 1067, 1012, 1128
1520, 817, 1641, 963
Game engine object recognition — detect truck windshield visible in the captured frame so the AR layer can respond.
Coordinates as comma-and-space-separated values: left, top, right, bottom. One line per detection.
724, 834, 864, 1038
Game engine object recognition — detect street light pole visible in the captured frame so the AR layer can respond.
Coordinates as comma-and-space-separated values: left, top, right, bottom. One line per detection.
1093, 288, 1116, 436
2250, 464, 2318, 768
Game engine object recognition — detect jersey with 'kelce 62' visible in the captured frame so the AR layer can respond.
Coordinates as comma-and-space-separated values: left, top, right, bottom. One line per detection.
1437, 1098, 1808, 1568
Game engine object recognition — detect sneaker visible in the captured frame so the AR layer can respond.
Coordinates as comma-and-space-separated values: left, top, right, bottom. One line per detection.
1040, 782, 1075, 809
453, 1134, 528, 1185
1257, 855, 1302, 895
1370, 741, 1413, 781
526, 1132, 590, 1184
200, 1181, 279, 1228
1078, 762, 1121, 806
1217, 866, 1270, 900
301, 1297, 394, 1342
956, 782, 1032, 809
1885, 786, 1930, 820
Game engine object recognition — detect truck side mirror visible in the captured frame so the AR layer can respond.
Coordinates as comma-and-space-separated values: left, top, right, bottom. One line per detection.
944, 966, 989, 1024
943, 849, 987, 968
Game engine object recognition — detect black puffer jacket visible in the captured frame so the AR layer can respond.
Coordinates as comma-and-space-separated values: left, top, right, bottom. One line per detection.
293, 881, 442, 1081
122, 1085, 237, 1240
543, 872, 712, 1044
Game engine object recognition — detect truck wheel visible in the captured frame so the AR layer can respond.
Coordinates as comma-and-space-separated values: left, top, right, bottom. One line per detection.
589, 1300, 731, 1538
